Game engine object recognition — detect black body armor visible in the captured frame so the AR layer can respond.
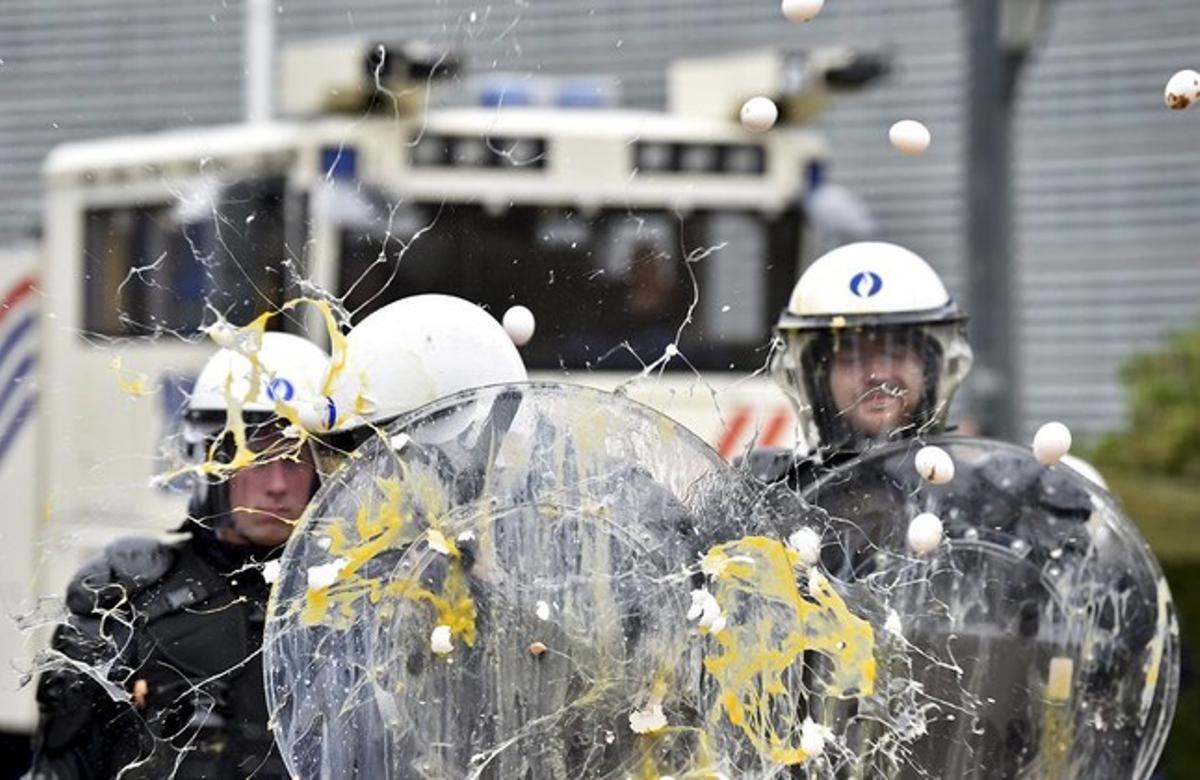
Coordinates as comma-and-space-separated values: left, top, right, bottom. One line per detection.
26, 533, 286, 779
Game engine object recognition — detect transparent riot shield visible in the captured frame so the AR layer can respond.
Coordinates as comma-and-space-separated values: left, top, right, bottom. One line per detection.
800, 436, 1179, 779
263, 382, 861, 778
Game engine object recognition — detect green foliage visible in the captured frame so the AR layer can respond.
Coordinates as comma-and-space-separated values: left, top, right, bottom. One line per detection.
1090, 331, 1200, 770
1158, 562, 1199, 775
1095, 326, 1200, 478
1103, 470, 1200, 562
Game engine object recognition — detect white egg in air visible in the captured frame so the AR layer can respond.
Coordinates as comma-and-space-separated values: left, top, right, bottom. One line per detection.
740, 96, 779, 133
906, 512, 943, 555
502, 305, 536, 347
787, 526, 822, 567
781, 0, 825, 23
204, 321, 239, 349
628, 702, 668, 734
306, 558, 348, 589
1164, 69, 1200, 110
800, 717, 830, 756
889, 120, 932, 155
1033, 421, 1072, 464
430, 624, 454, 655
914, 445, 955, 484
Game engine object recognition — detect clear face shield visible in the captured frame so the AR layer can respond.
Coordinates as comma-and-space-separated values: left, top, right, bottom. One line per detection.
171, 414, 226, 524
774, 326, 940, 456
820, 328, 936, 439
772, 317, 972, 457
174, 411, 318, 532
304, 428, 364, 483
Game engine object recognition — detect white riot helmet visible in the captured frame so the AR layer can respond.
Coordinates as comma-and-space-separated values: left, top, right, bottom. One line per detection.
316, 294, 528, 439
186, 331, 330, 433
182, 331, 329, 521
770, 242, 973, 457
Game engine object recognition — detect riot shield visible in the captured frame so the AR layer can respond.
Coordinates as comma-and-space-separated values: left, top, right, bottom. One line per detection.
800, 436, 1179, 779
265, 382, 893, 778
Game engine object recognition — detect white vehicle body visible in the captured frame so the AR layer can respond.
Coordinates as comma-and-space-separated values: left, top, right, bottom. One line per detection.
2, 100, 825, 731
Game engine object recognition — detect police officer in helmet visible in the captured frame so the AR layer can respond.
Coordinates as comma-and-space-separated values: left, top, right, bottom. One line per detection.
750, 241, 973, 488
25, 331, 328, 779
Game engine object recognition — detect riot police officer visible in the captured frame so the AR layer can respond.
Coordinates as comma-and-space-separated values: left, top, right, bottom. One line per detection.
749, 241, 974, 488
25, 331, 328, 779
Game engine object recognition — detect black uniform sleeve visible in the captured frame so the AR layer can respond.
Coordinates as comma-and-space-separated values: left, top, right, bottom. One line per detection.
24, 538, 175, 779
25, 625, 126, 778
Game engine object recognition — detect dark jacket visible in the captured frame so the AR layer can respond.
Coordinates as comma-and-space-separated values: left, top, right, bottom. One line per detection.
25, 531, 286, 780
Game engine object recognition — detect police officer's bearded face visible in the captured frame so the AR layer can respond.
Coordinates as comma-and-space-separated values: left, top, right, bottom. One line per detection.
828, 331, 927, 439
223, 429, 317, 548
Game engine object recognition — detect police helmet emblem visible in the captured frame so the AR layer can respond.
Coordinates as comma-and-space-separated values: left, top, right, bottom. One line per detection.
849, 271, 883, 298
267, 377, 295, 402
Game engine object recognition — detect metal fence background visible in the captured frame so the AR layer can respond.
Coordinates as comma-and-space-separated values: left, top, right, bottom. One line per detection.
1, 0, 1196, 439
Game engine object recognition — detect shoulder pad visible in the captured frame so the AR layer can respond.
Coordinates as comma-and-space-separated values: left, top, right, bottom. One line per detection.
1037, 469, 1093, 518
65, 537, 177, 616
742, 447, 799, 484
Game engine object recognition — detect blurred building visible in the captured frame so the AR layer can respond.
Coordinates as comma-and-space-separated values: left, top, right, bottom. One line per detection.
0, 0, 1197, 440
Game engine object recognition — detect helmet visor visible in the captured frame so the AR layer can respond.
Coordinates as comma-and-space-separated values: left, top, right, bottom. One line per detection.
802, 326, 943, 450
